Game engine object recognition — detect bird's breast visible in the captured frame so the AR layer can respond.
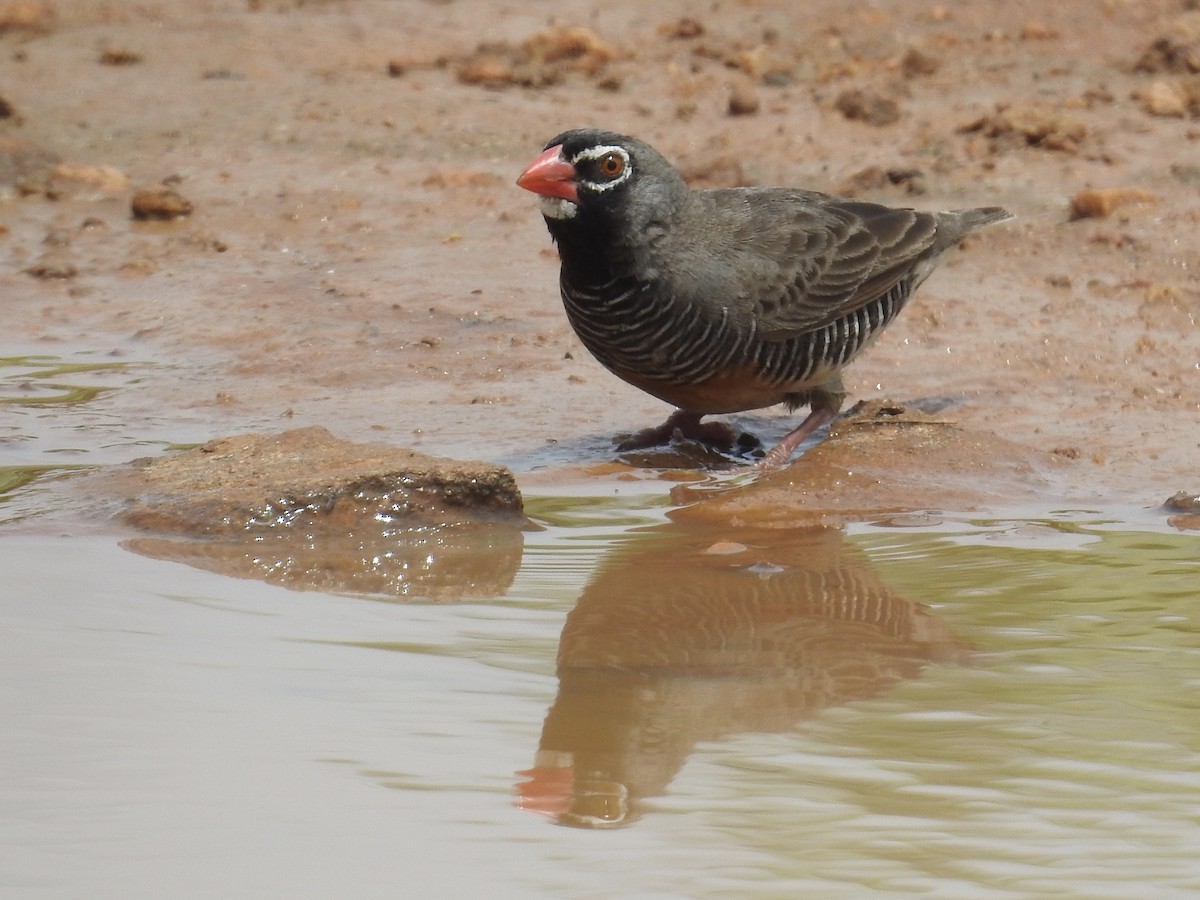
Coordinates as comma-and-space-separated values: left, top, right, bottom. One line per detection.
611, 363, 793, 414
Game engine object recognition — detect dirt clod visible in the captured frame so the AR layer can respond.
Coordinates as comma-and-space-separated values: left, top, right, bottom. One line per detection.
99, 49, 142, 66
960, 103, 1087, 153
1140, 79, 1194, 116
24, 252, 77, 279
456, 25, 615, 88
0, 1, 54, 33
834, 88, 901, 126
1068, 187, 1158, 220
1133, 13, 1200, 74
727, 82, 761, 116
836, 165, 926, 197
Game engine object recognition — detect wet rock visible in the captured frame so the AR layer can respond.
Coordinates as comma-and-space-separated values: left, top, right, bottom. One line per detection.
114, 427, 527, 600
1068, 186, 1158, 220
130, 185, 194, 220
1163, 490, 1200, 513
1164, 492, 1200, 531
672, 401, 1059, 529
119, 426, 525, 535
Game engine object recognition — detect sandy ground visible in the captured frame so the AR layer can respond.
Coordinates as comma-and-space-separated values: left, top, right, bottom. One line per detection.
3, 0, 1199, 514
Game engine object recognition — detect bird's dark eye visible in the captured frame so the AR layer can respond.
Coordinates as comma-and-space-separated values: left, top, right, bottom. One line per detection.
598, 152, 625, 178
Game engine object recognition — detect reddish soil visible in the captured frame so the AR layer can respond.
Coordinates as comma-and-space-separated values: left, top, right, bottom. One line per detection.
4, 0, 1198, 512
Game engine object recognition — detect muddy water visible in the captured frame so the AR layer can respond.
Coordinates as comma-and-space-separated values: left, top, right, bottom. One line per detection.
3, 465, 1199, 897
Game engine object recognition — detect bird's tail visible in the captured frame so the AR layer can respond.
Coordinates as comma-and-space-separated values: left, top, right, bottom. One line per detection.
931, 206, 1014, 254
957, 206, 1015, 232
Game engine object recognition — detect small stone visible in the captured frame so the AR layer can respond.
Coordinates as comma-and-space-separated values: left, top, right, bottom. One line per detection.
25, 252, 76, 279
960, 103, 1087, 153
1141, 79, 1190, 117
131, 185, 194, 220
99, 48, 141, 66
899, 46, 940, 78
834, 88, 901, 126
660, 17, 704, 40
704, 541, 748, 555
1164, 490, 1200, 513
49, 162, 128, 199
727, 82, 760, 116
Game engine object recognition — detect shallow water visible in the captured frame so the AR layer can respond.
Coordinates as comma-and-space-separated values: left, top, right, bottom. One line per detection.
2, 486, 1198, 898
3, 352, 1199, 897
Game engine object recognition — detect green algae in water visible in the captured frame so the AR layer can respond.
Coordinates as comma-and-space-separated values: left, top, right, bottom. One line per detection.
0, 464, 94, 495
0, 355, 132, 407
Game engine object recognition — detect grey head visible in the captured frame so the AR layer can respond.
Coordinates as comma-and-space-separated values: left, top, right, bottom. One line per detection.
516, 128, 694, 278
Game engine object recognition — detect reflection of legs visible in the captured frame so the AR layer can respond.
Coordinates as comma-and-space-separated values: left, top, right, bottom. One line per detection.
615, 409, 737, 452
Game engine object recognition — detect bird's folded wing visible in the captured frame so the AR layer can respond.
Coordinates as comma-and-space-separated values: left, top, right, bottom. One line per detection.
752, 201, 939, 340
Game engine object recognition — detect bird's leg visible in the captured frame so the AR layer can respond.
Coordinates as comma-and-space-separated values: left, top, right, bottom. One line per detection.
758, 377, 846, 467
615, 409, 737, 452
758, 407, 837, 467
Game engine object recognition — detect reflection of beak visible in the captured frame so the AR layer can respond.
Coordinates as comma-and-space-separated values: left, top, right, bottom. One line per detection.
514, 759, 574, 819
515, 766, 631, 828
516, 144, 578, 203
516, 754, 634, 828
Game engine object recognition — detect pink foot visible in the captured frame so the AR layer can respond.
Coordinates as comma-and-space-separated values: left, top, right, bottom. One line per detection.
757, 408, 836, 468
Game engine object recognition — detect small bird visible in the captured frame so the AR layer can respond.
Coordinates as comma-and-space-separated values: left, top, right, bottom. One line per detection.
516, 129, 1012, 466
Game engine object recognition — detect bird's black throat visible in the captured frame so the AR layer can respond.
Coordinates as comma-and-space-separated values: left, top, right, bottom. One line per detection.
544, 212, 636, 289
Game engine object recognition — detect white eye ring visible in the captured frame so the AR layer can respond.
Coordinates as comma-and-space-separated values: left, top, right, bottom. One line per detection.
571, 145, 632, 192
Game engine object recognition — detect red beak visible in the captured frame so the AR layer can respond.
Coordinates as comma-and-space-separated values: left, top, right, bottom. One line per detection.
516, 145, 578, 203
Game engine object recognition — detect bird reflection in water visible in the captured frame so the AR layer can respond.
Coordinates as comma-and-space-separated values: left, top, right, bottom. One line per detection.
516, 523, 969, 828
